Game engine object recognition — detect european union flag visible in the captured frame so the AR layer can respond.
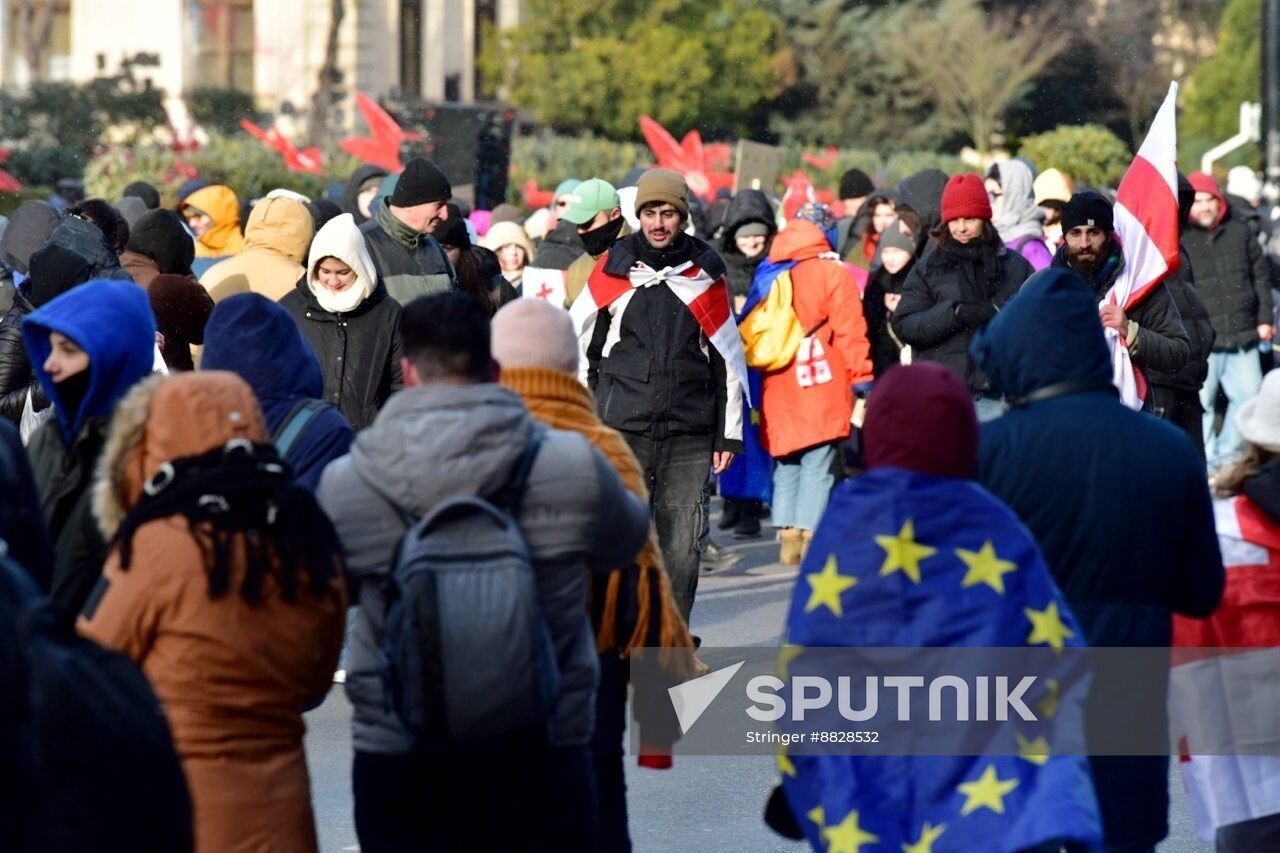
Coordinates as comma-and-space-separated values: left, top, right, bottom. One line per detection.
780, 468, 1103, 851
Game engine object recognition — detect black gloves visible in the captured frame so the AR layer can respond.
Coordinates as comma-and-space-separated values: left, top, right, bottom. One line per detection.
954, 301, 997, 329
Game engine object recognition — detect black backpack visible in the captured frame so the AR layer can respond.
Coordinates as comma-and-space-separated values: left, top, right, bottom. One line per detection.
379, 429, 560, 750
0, 554, 192, 852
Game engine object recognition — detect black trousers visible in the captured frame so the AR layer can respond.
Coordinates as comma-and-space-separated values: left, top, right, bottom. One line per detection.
353, 743, 597, 852
591, 654, 631, 852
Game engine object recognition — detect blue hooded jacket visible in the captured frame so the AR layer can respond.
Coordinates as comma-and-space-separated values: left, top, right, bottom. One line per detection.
970, 268, 1224, 851
23, 279, 156, 446
200, 293, 353, 491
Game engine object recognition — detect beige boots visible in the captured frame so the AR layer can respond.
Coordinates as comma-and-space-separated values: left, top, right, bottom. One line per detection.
779, 529, 813, 566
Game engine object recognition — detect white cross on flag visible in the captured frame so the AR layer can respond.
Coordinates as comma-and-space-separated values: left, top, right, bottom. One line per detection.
1106, 81, 1182, 409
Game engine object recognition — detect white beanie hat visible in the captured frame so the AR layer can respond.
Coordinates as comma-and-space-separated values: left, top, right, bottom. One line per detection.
491, 297, 578, 375
1237, 369, 1280, 453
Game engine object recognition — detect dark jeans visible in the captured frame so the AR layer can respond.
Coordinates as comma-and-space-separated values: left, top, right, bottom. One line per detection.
353, 744, 597, 852
592, 654, 631, 852
622, 431, 713, 625
1218, 811, 1280, 851
1149, 384, 1205, 460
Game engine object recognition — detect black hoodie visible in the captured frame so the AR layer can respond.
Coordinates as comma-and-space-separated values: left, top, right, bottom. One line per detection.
340, 165, 390, 226
718, 190, 776, 298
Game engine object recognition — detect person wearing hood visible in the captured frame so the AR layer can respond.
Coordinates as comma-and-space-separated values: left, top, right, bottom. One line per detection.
1147, 175, 1216, 450
531, 178, 588, 271
121, 209, 196, 288
1175, 369, 1280, 850
180, 185, 246, 278
22, 279, 157, 614
359, 158, 457, 303
1183, 172, 1274, 471
767, 360, 1104, 853
341, 164, 390, 226
283, 213, 402, 432
718, 188, 776, 308
863, 217, 920, 376
892, 168, 949, 253
972, 268, 1224, 851
78, 371, 346, 853
890, 173, 1033, 421
317, 291, 649, 851
1034, 168, 1074, 253
757, 209, 874, 564
68, 200, 129, 258
148, 274, 214, 372
1050, 190, 1191, 411
481, 220, 535, 291
0, 199, 60, 287
200, 195, 315, 303
31, 214, 134, 286
561, 178, 631, 308
201, 293, 354, 491
986, 160, 1051, 271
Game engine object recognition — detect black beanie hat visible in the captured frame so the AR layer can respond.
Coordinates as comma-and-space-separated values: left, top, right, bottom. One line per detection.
27, 244, 94, 308
389, 157, 452, 207
435, 216, 471, 251
122, 180, 162, 210
1060, 191, 1114, 234
839, 168, 875, 201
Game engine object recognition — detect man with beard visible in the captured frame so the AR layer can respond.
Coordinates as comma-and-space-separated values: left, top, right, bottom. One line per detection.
1051, 190, 1190, 406
575, 168, 745, 625
562, 178, 629, 308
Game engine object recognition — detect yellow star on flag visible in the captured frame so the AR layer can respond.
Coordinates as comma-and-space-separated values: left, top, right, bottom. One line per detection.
1036, 679, 1060, 719
876, 519, 937, 584
777, 744, 796, 778
901, 821, 946, 853
1016, 732, 1051, 766
957, 763, 1019, 816
776, 644, 805, 680
807, 805, 825, 827
956, 540, 1017, 594
1024, 601, 1075, 653
805, 554, 858, 616
822, 809, 879, 853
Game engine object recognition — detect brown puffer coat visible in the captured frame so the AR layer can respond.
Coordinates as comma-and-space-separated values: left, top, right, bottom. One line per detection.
78, 372, 345, 853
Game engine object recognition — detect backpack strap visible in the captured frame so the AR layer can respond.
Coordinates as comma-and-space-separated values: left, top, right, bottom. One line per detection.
272, 399, 329, 459
502, 427, 545, 520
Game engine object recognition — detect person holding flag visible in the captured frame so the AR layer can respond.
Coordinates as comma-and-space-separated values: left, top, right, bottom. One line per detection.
573, 168, 745, 625
769, 360, 1102, 852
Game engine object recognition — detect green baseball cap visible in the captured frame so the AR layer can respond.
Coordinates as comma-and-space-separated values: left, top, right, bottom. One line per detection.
561, 178, 621, 225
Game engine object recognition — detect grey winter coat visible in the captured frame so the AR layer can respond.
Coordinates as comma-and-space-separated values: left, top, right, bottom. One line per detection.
317, 383, 650, 755
358, 201, 456, 304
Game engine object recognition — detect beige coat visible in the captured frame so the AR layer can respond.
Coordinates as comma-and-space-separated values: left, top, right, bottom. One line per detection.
79, 372, 345, 853
201, 197, 314, 302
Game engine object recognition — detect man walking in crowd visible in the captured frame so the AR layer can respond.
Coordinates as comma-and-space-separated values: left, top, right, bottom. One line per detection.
834, 167, 875, 260
972, 269, 1224, 852
576, 168, 746, 624
532, 178, 589, 272
561, 178, 628, 308
319, 291, 649, 851
1183, 172, 1274, 470
1051, 190, 1190, 404
359, 157, 457, 303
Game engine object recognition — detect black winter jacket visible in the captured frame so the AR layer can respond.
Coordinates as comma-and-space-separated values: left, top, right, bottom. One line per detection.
532, 219, 587, 271
890, 239, 1032, 392
280, 278, 404, 432
359, 202, 456, 304
0, 292, 46, 424
1181, 215, 1272, 351
586, 233, 741, 452
719, 190, 776, 299
0, 418, 54, 591
1146, 248, 1215, 393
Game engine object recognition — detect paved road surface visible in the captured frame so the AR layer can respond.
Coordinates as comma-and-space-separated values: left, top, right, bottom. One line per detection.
304, 523, 1212, 852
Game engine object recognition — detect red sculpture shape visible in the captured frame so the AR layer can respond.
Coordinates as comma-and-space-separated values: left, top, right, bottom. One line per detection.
340, 93, 424, 173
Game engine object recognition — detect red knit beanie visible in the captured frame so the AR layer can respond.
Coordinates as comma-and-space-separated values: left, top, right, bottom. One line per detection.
940, 173, 992, 222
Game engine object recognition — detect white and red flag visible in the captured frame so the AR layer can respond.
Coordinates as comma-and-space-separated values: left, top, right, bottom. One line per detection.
521, 267, 569, 308
569, 257, 748, 438
1105, 81, 1183, 409
1171, 495, 1280, 841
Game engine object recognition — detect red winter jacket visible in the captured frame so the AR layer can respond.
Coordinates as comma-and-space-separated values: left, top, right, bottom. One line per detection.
758, 221, 874, 458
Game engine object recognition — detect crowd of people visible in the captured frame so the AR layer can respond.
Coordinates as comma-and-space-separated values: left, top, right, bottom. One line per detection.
0, 144, 1276, 853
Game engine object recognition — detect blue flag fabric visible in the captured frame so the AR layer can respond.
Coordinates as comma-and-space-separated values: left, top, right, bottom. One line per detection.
718, 370, 773, 503
781, 467, 1103, 852
740, 257, 796, 320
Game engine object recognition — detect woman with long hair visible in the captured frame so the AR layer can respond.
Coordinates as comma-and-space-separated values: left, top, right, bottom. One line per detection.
79, 371, 346, 853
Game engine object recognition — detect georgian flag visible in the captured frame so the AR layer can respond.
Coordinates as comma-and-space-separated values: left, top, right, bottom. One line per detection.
570, 257, 749, 436
1171, 496, 1280, 842
521, 266, 568, 308
1105, 82, 1183, 409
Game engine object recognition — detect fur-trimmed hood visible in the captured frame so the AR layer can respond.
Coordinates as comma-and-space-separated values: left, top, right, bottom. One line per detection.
93, 371, 266, 539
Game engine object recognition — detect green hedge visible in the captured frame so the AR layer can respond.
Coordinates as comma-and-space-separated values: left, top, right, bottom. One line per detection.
1017, 124, 1131, 189
85, 135, 363, 205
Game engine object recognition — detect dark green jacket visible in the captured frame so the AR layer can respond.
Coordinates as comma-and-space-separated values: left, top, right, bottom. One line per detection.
358, 202, 456, 304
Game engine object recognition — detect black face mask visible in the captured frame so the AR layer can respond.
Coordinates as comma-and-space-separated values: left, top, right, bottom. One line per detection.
53, 369, 91, 424
579, 216, 626, 257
